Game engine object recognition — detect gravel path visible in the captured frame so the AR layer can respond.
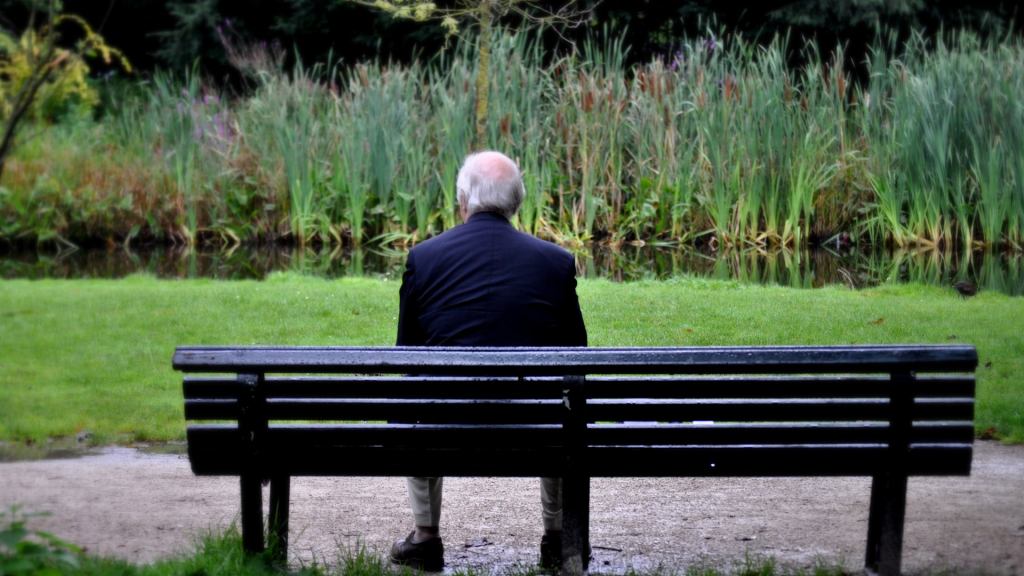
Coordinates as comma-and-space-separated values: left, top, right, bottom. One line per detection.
1, 441, 1022, 575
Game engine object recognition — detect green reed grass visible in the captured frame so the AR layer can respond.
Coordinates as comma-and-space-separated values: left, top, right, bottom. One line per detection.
151, 71, 201, 244
486, 33, 550, 235
428, 44, 474, 232
3, 29, 1024, 253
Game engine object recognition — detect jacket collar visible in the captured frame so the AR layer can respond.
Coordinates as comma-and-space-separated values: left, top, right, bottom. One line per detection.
466, 211, 512, 226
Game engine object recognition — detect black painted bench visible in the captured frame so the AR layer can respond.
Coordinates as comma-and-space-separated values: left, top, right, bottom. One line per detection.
173, 345, 977, 576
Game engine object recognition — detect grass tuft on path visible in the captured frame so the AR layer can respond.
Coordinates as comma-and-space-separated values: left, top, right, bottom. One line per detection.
1, 275, 1021, 444
0, 515, 858, 576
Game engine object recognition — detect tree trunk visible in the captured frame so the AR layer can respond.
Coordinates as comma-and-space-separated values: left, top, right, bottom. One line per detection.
473, 0, 493, 151
0, 43, 57, 184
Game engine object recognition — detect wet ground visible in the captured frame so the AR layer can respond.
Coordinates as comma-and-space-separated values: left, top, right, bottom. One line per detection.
1, 441, 1022, 574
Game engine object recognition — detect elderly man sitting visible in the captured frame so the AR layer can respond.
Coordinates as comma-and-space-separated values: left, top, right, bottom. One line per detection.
390, 150, 588, 571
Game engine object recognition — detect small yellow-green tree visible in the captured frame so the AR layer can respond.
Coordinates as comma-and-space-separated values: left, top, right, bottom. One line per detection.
346, 0, 588, 150
0, 0, 130, 182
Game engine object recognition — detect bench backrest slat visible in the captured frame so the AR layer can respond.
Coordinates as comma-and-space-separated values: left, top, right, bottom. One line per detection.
586, 422, 975, 445
584, 444, 973, 477
183, 376, 566, 399
184, 424, 972, 477
585, 398, 973, 422
183, 374, 974, 399
173, 345, 978, 375
187, 421, 973, 446
186, 398, 973, 423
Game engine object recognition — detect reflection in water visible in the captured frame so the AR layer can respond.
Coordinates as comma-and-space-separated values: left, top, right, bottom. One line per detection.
587, 246, 1023, 296
1, 245, 1022, 296
0, 245, 403, 281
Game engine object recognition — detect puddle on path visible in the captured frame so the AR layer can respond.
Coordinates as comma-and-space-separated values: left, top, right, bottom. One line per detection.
0, 439, 186, 462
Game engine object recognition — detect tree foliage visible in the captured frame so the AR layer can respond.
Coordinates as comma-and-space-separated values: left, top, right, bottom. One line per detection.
0, 0, 130, 182
153, 0, 224, 72
346, 0, 587, 36
44, 0, 1015, 78
342, 0, 589, 149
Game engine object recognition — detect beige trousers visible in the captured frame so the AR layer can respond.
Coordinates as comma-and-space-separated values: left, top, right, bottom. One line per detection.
407, 476, 562, 531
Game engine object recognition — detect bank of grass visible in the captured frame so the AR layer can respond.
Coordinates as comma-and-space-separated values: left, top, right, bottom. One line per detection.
0, 274, 1021, 443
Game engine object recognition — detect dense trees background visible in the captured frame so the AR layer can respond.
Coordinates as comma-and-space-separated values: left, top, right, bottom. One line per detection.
2, 0, 1021, 78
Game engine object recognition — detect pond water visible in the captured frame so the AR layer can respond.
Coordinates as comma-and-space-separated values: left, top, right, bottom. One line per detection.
2, 244, 1022, 296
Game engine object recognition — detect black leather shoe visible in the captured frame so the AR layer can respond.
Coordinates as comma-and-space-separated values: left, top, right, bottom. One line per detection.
390, 531, 444, 571
540, 531, 561, 570
540, 531, 592, 572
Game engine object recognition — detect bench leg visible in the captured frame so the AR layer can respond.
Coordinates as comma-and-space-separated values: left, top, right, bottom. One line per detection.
269, 475, 290, 563
865, 472, 907, 576
561, 473, 590, 576
241, 474, 264, 554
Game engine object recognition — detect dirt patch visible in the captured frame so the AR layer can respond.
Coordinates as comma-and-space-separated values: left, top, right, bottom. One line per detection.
1, 441, 1022, 575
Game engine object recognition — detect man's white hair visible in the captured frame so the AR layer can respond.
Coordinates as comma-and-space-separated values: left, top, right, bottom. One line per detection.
456, 151, 525, 220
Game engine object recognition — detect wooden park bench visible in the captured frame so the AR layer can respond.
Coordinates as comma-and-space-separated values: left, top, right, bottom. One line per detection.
173, 345, 977, 576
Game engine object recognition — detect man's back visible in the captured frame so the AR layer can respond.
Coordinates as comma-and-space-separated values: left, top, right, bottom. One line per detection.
397, 211, 587, 347
390, 151, 586, 572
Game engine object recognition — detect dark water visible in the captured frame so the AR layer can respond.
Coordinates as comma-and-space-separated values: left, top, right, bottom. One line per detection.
2, 244, 1022, 296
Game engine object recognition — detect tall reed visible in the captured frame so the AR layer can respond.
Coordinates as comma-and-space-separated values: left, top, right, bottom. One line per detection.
150, 70, 201, 244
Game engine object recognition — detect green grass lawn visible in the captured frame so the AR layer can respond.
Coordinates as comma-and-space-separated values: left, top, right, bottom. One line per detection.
1, 274, 1021, 443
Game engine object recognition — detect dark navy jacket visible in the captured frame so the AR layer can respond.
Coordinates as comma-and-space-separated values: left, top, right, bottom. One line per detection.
396, 211, 587, 347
